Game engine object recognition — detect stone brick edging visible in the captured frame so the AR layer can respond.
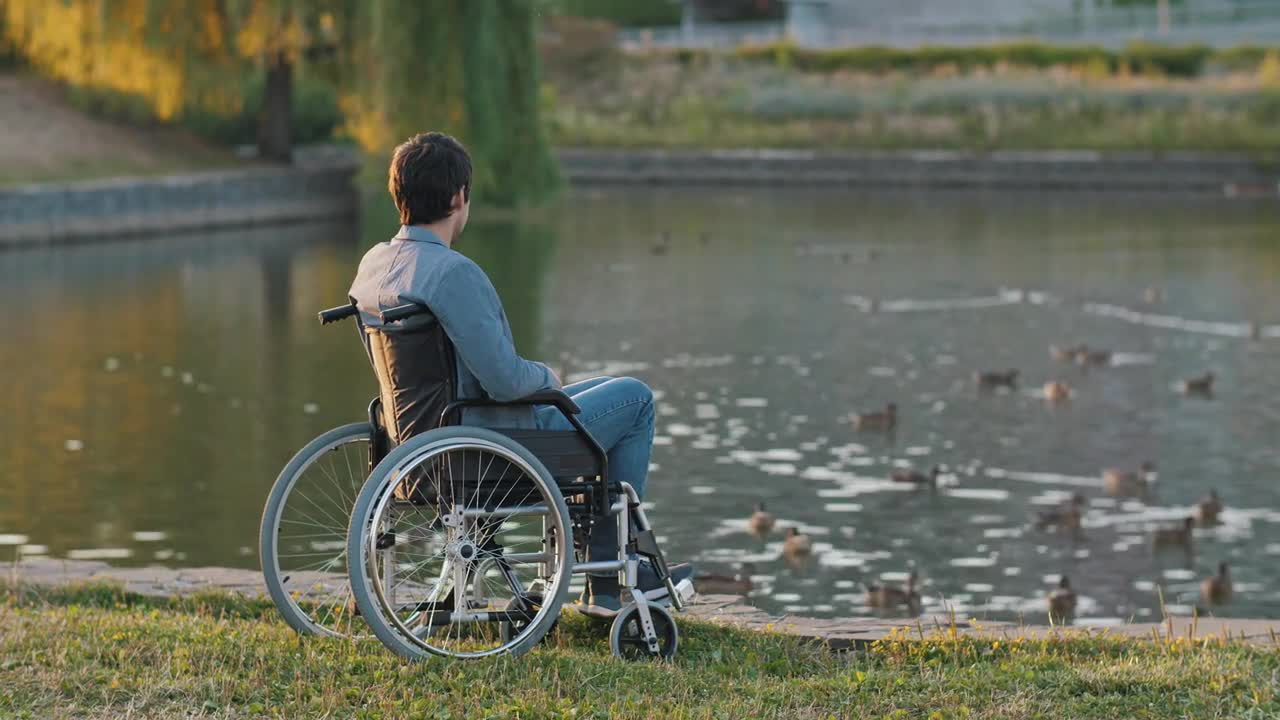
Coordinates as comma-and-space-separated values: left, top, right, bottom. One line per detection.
0, 147, 358, 247
10, 558, 1279, 650
557, 148, 1280, 196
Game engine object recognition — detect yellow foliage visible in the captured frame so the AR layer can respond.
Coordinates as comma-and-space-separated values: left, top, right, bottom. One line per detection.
236, 2, 305, 61
2, 0, 254, 122
1082, 55, 1112, 81
1258, 50, 1280, 89
3, 0, 186, 118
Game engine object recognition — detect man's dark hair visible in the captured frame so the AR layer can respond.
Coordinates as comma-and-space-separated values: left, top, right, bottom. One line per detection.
388, 132, 472, 225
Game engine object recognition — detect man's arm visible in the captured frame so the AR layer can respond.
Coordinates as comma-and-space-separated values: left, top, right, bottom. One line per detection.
431, 260, 559, 401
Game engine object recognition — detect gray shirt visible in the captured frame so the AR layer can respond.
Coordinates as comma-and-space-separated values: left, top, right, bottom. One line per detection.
348, 225, 558, 428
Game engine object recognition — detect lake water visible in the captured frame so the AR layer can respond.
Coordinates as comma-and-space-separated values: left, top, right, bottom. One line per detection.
3, 187, 1279, 624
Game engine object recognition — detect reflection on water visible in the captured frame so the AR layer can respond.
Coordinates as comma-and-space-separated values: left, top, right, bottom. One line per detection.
3, 188, 1279, 624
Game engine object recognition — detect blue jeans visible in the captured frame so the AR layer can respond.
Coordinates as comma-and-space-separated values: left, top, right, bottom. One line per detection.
535, 376, 655, 564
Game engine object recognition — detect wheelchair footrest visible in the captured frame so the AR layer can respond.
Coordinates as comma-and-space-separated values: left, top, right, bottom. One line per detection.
644, 577, 695, 608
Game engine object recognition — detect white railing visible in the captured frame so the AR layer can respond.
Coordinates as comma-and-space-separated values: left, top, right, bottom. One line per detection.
618, 0, 1280, 49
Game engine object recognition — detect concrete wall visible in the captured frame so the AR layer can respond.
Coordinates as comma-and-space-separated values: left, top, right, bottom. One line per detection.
557, 148, 1280, 195
0, 151, 358, 247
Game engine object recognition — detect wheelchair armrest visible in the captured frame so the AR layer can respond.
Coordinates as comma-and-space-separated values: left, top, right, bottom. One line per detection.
439, 390, 580, 427
511, 389, 581, 415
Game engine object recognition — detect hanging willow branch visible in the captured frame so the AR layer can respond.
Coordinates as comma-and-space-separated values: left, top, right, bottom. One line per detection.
2, 0, 559, 203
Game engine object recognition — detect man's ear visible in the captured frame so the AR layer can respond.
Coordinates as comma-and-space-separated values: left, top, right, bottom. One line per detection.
450, 189, 466, 213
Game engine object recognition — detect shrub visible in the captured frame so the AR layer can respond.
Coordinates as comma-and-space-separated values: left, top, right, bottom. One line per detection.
1259, 50, 1280, 88
1210, 45, 1274, 71
1121, 42, 1212, 77
63, 69, 341, 147
539, 15, 620, 81
731, 40, 1227, 77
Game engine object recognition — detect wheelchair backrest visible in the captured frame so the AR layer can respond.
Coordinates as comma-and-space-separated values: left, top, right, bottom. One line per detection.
364, 311, 457, 445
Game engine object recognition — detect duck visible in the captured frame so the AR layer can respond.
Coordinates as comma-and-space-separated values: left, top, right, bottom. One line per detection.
1151, 516, 1195, 548
1047, 575, 1077, 624
866, 571, 921, 612
1034, 492, 1086, 531
1200, 562, 1232, 606
747, 502, 776, 536
1043, 381, 1072, 402
782, 527, 813, 558
1050, 344, 1087, 362
694, 563, 755, 595
1075, 348, 1112, 367
851, 403, 897, 431
1142, 287, 1165, 304
650, 230, 671, 256
1103, 462, 1155, 498
1179, 372, 1215, 395
890, 465, 941, 487
974, 369, 1019, 389
1194, 489, 1224, 525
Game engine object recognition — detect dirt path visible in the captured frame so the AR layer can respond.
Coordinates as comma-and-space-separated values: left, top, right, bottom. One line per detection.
0, 73, 241, 186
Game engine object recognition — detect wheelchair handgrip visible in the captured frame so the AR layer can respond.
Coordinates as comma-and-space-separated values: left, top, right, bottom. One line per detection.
318, 304, 358, 325
380, 303, 428, 323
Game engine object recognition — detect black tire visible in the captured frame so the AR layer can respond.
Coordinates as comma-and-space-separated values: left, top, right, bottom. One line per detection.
347, 426, 573, 660
609, 602, 679, 660
259, 422, 370, 637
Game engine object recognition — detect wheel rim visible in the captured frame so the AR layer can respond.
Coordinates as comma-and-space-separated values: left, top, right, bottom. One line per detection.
363, 438, 569, 658
614, 605, 678, 660
270, 431, 369, 638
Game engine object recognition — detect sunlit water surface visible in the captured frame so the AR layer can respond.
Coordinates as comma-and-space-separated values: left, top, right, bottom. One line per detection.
3, 188, 1279, 624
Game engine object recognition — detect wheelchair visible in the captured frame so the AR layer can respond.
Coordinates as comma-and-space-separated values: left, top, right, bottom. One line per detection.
259, 299, 692, 660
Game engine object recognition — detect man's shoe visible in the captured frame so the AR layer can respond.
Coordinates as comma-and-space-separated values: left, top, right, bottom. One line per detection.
575, 562, 694, 619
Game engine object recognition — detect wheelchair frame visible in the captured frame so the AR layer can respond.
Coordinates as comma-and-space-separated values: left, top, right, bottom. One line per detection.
304, 299, 689, 659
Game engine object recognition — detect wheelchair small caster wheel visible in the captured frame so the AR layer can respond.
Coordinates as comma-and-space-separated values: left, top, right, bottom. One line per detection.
609, 602, 678, 660
500, 593, 558, 645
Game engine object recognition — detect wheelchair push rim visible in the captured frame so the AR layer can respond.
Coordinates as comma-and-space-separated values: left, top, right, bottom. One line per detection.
349, 428, 573, 659
260, 422, 371, 638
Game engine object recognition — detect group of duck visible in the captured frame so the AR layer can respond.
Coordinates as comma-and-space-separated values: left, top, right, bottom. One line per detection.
695, 503, 929, 614
1030, 463, 1232, 622
695, 337, 1240, 623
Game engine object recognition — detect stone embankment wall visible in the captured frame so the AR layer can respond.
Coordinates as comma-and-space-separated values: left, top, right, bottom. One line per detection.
558, 148, 1280, 196
0, 148, 358, 246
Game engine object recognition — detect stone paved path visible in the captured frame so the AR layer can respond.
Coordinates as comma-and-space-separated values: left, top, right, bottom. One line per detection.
10, 558, 1279, 650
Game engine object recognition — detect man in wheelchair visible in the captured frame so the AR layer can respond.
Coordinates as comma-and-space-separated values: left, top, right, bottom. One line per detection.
348, 132, 693, 618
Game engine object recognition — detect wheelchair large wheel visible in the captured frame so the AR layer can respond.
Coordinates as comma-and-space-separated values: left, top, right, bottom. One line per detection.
260, 422, 370, 638
347, 426, 574, 660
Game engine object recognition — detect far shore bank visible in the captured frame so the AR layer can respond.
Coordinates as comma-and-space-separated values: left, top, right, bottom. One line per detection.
3, 146, 1277, 246
558, 147, 1280, 194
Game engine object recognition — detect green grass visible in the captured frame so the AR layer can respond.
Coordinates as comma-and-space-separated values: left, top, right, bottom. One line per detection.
2, 583, 1278, 719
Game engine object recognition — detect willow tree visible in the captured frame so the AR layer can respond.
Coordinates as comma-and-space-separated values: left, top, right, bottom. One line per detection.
337, 0, 558, 204
3, 0, 559, 201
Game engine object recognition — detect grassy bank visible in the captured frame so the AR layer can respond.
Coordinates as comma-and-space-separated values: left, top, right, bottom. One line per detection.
2, 583, 1277, 719
0, 73, 246, 187
543, 36, 1280, 155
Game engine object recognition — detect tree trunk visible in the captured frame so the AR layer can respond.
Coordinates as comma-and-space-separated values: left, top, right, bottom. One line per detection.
258, 51, 293, 163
